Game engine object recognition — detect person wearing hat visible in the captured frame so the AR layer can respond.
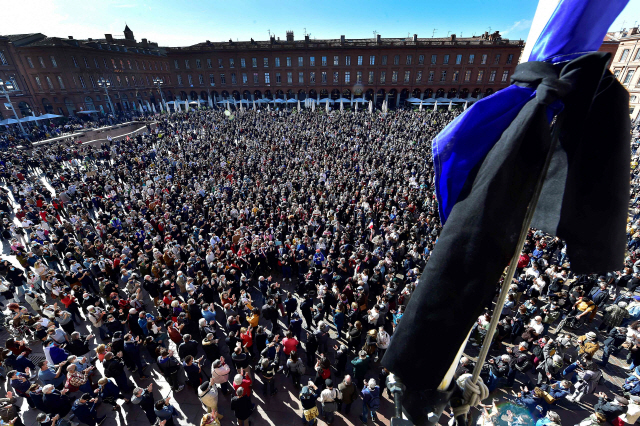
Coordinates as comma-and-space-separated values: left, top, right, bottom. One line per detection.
198, 377, 223, 419
299, 381, 321, 426
351, 350, 371, 387
536, 354, 564, 386
594, 392, 628, 423
577, 332, 600, 357
620, 395, 640, 425
318, 378, 341, 425
599, 301, 631, 333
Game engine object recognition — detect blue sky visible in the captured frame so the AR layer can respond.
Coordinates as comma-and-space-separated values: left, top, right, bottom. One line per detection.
5, 0, 640, 47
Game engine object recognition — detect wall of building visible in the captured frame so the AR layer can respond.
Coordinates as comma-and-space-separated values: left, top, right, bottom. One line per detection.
1, 29, 524, 118
166, 34, 523, 107
0, 37, 38, 120
608, 31, 640, 121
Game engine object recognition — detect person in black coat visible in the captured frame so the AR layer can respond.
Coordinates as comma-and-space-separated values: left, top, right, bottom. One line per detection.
42, 386, 72, 418
594, 392, 628, 422
230, 387, 254, 426
124, 334, 147, 378
300, 295, 314, 329
103, 351, 131, 393
66, 332, 93, 356
305, 331, 319, 367
71, 393, 105, 426
177, 334, 198, 360
132, 384, 157, 425
201, 333, 220, 363
262, 299, 279, 331
28, 384, 48, 413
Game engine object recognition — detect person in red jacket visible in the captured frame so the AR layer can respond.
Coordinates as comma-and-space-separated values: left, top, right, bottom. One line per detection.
60, 291, 84, 325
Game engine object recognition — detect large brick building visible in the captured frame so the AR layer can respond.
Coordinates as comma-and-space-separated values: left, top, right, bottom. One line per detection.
0, 26, 524, 119
604, 27, 640, 121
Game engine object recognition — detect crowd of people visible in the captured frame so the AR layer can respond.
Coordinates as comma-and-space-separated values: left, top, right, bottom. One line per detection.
0, 106, 637, 426
0, 110, 147, 149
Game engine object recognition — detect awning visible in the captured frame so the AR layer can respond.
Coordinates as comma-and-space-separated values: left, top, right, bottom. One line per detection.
335, 97, 352, 103
38, 113, 63, 119
0, 118, 19, 126
19, 116, 41, 122
77, 110, 99, 114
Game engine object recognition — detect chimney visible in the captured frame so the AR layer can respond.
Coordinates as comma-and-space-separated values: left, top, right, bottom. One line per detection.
340, 35, 345, 45
68, 36, 73, 39
376, 34, 381, 44
105, 34, 114, 42
88, 38, 93, 41
413, 34, 418, 42
630, 27, 639, 35
305, 34, 309, 42
450, 34, 456, 41
270, 35, 275, 44
286, 31, 294, 42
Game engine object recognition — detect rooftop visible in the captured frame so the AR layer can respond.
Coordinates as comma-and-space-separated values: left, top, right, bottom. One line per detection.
166, 31, 523, 51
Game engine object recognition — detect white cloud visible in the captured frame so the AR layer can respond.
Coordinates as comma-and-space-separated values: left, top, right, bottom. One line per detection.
502, 19, 533, 37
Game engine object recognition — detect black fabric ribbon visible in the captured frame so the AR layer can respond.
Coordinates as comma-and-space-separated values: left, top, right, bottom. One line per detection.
382, 52, 629, 422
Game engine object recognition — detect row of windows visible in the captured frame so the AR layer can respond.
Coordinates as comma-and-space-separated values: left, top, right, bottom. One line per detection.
174, 53, 514, 70
0, 51, 8, 66
33, 73, 171, 91
614, 67, 639, 86
619, 48, 640, 63
176, 69, 510, 86
26, 55, 169, 72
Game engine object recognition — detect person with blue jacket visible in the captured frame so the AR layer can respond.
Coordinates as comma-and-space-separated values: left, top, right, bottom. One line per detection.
360, 379, 381, 425
95, 378, 129, 411
71, 393, 106, 426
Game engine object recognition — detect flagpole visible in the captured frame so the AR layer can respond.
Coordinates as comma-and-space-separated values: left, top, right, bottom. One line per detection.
468, 113, 565, 387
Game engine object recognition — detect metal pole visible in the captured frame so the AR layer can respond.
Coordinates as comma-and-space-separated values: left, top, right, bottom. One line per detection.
157, 83, 166, 109
470, 113, 565, 385
2, 87, 27, 136
105, 87, 115, 117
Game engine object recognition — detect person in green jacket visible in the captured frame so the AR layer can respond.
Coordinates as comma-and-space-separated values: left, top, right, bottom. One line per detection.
351, 351, 371, 385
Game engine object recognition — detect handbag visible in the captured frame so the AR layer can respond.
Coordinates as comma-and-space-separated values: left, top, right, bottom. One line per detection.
541, 391, 556, 404
304, 406, 319, 421
323, 401, 338, 413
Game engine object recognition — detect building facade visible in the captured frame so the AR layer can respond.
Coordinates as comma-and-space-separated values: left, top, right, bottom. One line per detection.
1, 27, 524, 118
0, 27, 172, 119
167, 31, 523, 108
607, 27, 640, 120
0, 36, 39, 120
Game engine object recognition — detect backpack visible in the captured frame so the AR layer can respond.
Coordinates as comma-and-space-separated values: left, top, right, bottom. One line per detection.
368, 391, 381, 410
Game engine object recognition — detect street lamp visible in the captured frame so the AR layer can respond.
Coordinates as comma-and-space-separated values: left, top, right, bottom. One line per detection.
97, 77, 115, 116
0, 78, 27, 136
152, 77, 166, 111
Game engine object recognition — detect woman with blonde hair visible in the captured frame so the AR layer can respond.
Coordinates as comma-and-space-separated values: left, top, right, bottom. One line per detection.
200, 412, 221, 426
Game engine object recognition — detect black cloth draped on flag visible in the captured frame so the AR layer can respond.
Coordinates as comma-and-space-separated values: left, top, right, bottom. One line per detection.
382, 52, 630, 393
